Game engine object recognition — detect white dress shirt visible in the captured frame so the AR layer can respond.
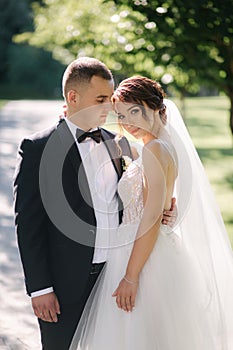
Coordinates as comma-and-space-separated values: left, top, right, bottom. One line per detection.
31, 118, 119, 298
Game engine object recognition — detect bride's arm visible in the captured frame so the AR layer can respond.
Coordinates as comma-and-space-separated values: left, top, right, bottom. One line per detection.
113, 142, 171, 312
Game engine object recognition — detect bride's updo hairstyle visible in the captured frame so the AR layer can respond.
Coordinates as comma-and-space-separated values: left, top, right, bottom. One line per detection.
112, 76, 167, 124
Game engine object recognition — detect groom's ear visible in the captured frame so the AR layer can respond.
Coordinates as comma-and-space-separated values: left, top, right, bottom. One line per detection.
67, 89, 80, 106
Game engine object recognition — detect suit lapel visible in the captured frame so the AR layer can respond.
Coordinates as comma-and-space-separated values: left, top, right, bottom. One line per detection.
56, 122, 124, 209
56, 119, 94, 207
100, 129, 123, 180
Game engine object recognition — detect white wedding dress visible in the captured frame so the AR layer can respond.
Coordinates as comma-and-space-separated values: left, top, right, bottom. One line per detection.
70, 100, 233, 350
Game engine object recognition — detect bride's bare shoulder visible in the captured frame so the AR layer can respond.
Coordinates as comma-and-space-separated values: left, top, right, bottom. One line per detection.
144, 139, 167, 156
143, 139, 176, 172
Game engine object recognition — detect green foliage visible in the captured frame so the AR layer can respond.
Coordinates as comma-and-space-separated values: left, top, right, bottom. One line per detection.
11, 0, 233, 133
4, 43, 65, 98
113, 0, 233, 96
15, 0, 150, 79
14, 0, 233, 95
0, 0, 33, 81
0, 0, 65, 99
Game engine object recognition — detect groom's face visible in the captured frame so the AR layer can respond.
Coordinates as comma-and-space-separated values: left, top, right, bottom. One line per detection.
68, 75, 114, 130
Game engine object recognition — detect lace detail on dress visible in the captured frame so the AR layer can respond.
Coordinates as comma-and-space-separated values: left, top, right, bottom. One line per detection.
118, 159, 144, 225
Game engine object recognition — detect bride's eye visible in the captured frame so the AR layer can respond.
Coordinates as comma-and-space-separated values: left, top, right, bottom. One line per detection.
130, 107, 140, 115
118, 114, 126, 120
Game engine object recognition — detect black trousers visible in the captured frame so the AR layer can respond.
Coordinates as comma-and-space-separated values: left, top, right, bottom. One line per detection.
38, 263, 105, 350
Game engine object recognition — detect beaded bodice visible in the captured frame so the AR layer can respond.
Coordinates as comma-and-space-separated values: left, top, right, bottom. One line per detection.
118, 158, 144, 225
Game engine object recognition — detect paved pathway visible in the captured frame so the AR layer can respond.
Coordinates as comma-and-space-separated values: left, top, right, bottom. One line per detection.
0, 101, 63, 349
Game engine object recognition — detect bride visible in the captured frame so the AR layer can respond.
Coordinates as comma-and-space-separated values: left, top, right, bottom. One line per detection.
70, 76, 233, 349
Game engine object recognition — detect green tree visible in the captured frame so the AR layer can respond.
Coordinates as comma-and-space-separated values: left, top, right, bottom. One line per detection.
15, 0, 233, 134
0, 0, 65, 98
0, 0, 32, 81
113, 0, 233, 134
6, 43, 64, 98
15, 0, 150, 80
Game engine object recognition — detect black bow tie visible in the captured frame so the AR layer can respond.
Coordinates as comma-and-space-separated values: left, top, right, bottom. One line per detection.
76, 129, 102, 143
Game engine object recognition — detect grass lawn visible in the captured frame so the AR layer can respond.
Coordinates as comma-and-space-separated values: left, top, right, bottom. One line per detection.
173, 96, 233, 245
0, 100, 9, 108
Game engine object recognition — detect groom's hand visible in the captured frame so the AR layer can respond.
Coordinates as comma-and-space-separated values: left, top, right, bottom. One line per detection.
32, 292, 61, 323
162, 197, 177, 227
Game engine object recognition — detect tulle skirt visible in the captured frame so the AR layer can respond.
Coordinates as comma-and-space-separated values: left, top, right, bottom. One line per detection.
70, 224, 232, 350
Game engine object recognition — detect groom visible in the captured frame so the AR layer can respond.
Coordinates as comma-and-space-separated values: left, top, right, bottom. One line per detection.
13, 57, 176, 349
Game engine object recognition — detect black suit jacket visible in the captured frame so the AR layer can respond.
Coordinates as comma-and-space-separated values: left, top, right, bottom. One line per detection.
13, 119, 132, 304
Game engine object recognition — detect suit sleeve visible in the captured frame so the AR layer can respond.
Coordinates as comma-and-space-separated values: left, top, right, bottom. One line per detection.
13, 138, 52, 295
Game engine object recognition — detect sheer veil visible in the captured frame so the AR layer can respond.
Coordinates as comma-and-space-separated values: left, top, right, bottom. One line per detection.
70, 99, 233, 349
163, 99, 233, 347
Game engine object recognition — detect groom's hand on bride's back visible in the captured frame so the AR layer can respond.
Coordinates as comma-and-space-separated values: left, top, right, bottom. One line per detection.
31, 292, 61, 323
162, 197, 177, 227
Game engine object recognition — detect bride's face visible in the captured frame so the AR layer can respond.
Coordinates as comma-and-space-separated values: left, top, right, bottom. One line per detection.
115, 102, 159, 140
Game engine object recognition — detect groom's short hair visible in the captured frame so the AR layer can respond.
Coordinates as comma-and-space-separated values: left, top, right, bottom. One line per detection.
62, 57, 113, 98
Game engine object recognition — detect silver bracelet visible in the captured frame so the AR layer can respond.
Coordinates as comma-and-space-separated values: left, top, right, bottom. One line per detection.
123, 276, 139, 285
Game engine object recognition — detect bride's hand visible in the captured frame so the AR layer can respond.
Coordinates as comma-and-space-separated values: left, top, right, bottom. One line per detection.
112, 277, 139, 312
162, 197, 177, 226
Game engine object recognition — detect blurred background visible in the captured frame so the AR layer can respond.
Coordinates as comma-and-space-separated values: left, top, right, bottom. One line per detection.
0, 1, 232, 347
